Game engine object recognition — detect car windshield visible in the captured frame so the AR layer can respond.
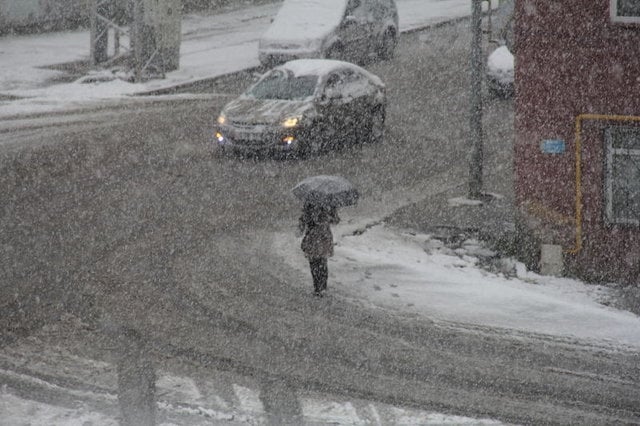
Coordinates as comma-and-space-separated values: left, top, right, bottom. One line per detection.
247, 70, 318, 100
264, 0, 348, 40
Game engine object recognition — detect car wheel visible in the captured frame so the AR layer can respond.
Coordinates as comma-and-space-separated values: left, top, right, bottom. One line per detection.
488, 86, 501, 99
326, 43, 344, 61
297, 135, 323, 158
487, 80, 513, 99
214, 144, 228, 159
369, 105, 385, 144
378, 30, 397, 60
259, 59, 271, 69
486, 76, 500, 98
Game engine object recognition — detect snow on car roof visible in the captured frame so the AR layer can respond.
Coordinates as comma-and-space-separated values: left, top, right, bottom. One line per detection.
261, 0, 348, 42
278, 59, 385, 86
487, 45, 514, 73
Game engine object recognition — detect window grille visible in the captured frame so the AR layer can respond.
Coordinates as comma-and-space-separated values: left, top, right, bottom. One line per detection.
611, 0, 640, 23
605, 126, 640, 225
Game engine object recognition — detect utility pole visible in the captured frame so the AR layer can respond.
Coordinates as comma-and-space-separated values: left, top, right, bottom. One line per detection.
132, 0, 144, 82
89, 0, 97, 64
469, 0, 484, 199
89, 0, 180, 81
130, 0, 181, 82
89, 0, 110, 64
89, 0, 130, 66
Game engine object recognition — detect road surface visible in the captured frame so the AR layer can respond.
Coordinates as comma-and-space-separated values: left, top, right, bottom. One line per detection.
1, 21, 639, 425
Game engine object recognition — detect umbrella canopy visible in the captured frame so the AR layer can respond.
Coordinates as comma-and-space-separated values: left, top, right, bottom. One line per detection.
292, 175, 359, 207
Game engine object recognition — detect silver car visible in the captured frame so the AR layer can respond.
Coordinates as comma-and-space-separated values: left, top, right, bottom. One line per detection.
258, 0, 399, 67
214, 59, 386, 158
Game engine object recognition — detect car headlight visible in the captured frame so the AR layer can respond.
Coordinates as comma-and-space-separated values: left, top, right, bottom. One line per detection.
282, 116, 301, 128
217, 113, 226, 125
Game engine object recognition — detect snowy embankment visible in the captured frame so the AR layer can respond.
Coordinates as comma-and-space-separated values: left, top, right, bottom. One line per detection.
275, 222, 640, 351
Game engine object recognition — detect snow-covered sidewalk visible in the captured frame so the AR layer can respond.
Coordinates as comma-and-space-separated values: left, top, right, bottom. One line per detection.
276, 221, 640, 351
2, 220, 638, 426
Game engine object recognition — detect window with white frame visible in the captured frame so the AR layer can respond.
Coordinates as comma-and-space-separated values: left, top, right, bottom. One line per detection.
611, 0, 640, 24
605, 126, 640, 225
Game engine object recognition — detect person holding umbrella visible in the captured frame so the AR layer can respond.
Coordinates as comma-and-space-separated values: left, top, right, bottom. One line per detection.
292, 175, 358, 297
298, 202, 340, 296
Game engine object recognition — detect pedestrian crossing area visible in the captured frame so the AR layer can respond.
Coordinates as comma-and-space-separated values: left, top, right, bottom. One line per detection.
0, 338, 504, 425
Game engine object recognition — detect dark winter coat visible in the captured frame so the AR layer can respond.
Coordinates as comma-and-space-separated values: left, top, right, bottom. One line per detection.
299, 204, 340, 259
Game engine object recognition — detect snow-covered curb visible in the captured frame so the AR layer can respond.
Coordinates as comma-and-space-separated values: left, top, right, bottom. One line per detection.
273, 223, 640, 350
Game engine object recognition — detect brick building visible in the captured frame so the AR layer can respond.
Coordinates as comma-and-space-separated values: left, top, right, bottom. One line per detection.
514, 0, 640, 283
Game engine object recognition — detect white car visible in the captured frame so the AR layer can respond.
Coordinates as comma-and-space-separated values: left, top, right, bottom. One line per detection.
258, 0, 399, 67
486, 0, 514, 98
486, 45, 514, 97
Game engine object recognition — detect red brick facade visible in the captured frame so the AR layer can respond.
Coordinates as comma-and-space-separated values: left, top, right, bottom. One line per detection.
514, 0, 640, 282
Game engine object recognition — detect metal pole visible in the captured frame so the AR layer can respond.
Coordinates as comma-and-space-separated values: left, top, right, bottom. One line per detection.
469, 0, 484, 199
115, 28, 120, 56
89, 0, 97, 65
484, 0, 493, 39
133, 0, 144, 82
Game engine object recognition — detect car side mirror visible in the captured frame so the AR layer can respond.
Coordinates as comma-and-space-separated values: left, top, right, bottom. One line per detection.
342, 15, 357, 27
251, 71, 263, 82
328, 89, 342, 99
319, 89, 340, 104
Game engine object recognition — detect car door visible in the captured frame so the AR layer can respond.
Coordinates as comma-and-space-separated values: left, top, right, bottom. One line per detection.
316, 71, 353, 146
340, 69, 377, 142
338, 69, 368, 137
362, 0, 383, 53
338, 0, 373, 60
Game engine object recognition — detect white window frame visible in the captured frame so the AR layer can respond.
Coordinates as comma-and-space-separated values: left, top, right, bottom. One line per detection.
605, 126, 640, 225
610, 0, 640, 24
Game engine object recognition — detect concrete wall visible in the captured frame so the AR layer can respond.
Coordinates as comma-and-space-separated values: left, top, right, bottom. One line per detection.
1, 0, 42, 21
0, 0, 277, 34
0, 0, 90, 34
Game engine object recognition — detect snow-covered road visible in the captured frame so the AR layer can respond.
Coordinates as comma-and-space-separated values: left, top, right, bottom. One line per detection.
2, 2, 639, 425
0, 0, 495, 118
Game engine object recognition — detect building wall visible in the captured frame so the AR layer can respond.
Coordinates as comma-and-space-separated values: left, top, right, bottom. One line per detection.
1, 0, 42, 21
514, 0, 640, 282
0, 0, 278, 34
0, 0, 89, 33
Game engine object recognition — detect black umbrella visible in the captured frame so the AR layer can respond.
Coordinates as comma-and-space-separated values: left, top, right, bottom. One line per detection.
292, 175, 359, 207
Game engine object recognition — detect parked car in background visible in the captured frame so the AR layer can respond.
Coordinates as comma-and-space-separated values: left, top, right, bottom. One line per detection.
258, 0, 399, 67
486, 0, 514, 98
214, 59, 386, 157
486, 45, 514, 97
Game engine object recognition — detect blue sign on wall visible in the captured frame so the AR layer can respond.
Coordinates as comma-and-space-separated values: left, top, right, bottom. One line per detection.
540, 139, 566, 154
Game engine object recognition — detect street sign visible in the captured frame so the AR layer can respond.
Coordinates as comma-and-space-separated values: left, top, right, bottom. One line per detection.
540, 139, 566, 154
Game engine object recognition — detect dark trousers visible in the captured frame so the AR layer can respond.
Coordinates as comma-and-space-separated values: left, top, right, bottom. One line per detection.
309, 258, 328, 293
